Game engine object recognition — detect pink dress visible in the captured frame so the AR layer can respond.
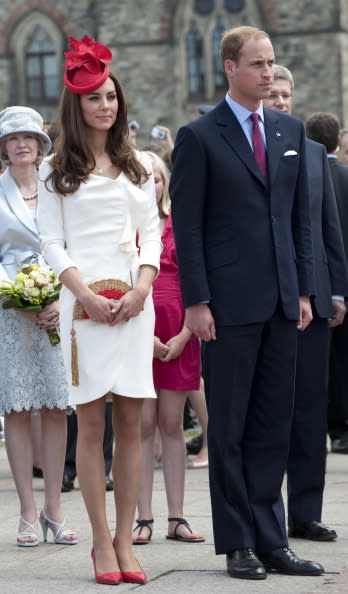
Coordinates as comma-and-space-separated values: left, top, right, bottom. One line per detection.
153, 214, 201, 391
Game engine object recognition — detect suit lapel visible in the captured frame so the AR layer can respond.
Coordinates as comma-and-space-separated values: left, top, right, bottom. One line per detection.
215, 102, 289, 188
0, 168, 38, 236
215, 101, 266, 187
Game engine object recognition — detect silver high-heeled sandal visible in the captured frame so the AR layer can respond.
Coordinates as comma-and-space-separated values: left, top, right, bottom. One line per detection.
17, 516, 40, 547
39, 510, 78, 545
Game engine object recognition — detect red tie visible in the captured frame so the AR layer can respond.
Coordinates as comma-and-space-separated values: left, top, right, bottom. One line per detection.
250, 113, 268, 185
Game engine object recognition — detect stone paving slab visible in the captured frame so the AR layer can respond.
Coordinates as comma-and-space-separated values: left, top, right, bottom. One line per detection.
0, 443, 347, 593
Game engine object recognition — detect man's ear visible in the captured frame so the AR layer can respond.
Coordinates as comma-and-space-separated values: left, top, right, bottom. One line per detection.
224, 59, 236, 78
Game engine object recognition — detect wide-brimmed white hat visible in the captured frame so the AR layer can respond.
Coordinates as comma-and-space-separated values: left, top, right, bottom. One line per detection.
0, 106, 52, 153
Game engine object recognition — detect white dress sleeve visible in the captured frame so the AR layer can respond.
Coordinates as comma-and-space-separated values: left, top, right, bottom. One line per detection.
37, 158, 76, 278
0, 263, 9, 280
135, 150, 162, 273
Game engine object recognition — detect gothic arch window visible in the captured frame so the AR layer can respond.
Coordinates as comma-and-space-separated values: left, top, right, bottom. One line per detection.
212, 16, 225, 92
224, 0, 246, 12
26, 27, 58, 103
194, 0, 215, 15
9, 11, 64, 111
186, 23, 205, 96
178, 0, 258, 112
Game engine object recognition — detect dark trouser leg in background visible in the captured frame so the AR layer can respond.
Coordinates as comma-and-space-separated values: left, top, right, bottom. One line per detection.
287, 315, 328, 525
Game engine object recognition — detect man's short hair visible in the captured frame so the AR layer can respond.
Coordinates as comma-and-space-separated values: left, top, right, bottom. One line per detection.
305, 112, 340, 153
220, 26, 269, 66
273, 64, 294, 93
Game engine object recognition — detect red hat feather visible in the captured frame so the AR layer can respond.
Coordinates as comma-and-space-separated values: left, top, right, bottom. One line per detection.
64, 35, 112, 94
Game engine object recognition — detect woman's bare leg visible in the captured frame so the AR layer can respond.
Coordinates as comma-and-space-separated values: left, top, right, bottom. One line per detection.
4, 410, 37, 543
112, 395, 145, 571
77, 397, 118, 573
158, 389, 204, 540
30, 413, 42, 470
132, 398, 157, 543
188, 379, 209, 465
39, 406, 76, 541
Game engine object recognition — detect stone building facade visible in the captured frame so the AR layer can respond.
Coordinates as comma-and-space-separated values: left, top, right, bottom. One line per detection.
0, 0, 347, 144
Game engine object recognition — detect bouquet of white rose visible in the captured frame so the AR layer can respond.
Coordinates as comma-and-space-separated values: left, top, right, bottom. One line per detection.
0, 264, 62, 346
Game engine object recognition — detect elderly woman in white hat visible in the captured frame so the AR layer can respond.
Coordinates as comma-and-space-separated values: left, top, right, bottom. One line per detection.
0, 106, 77, 547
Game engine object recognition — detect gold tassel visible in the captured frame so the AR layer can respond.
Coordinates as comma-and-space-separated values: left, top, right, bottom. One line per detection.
70, 325, 79, 386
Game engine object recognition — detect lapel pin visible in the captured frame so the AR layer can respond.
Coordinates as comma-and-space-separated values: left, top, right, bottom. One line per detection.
276, 131, 281, 137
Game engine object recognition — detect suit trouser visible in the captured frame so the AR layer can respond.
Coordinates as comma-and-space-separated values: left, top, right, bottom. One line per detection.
202, 306, 297, 555
287, 315, 329, 525
328, 316, 348, 440
65, 402, 114, 479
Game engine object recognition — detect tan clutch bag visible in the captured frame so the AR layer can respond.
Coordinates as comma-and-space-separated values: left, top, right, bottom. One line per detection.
71, 279, 132, 386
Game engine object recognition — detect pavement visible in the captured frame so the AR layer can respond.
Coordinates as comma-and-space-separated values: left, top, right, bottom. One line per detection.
0, 440, 348, 594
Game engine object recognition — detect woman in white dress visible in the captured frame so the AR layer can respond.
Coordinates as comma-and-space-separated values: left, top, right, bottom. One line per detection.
0, 106, 77, 547
37, 36, 161, 585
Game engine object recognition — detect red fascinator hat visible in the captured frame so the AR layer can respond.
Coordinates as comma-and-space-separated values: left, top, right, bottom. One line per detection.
64, 35, 112, 94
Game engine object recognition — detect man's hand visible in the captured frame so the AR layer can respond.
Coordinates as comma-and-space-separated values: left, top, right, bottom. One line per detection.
185, 303, 216, 341
328, 299, 346, 328
297, 295, 313, 331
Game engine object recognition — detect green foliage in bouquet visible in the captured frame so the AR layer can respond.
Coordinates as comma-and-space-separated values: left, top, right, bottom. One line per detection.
0, 264, 62, 345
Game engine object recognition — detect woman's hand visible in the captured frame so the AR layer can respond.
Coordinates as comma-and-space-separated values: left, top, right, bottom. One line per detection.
37, 301, 60, 330
59, 267, 115, 324
18, 311, 38, 324
160, 332, 190, 362
110, 287, 147, 325
81, 292, 115, 324
154, 336, 170, 359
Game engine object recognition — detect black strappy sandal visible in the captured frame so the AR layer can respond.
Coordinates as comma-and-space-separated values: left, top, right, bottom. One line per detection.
166, 517, 205, 542
132, 519, 154, 545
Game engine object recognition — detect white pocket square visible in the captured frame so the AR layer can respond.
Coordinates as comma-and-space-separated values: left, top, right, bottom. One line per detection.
283, 150, 298, 156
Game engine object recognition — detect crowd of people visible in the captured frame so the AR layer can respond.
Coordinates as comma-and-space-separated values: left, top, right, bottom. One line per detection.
0, 24, 348, 586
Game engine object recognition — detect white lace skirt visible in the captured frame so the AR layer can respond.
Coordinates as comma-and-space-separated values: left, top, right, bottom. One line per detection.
0, 308, 69, 414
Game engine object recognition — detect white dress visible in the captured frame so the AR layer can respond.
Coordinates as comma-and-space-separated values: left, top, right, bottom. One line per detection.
37, 152, 162, 406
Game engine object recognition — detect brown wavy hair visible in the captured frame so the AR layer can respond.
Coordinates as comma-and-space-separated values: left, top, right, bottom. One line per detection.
45, 71, 148, 195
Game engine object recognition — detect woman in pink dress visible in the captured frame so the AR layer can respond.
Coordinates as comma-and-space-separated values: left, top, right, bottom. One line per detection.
132, 152, 205, 544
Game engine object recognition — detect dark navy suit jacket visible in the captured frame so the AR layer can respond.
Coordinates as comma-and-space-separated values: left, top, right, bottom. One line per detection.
305, 140, 348, 317
170, 100, 315, 326
328, 157, 348, 265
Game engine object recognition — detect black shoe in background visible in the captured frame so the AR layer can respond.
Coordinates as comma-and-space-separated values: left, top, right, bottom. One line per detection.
105, 475, 114, 491
61, 474, 74, 492
288, 521, 337, 541
186, 433, 203, 455
331, 435, 348, 453
32, 466, 43, 478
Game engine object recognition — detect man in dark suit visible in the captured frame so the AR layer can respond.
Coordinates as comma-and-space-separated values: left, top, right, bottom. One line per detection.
264, 67, 348, 542
170, 25, 323, 580
305, 112, 348, 454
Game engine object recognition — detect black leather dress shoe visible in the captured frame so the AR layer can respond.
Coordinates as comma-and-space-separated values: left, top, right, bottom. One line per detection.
105, 475, 114, 491
258, 547, 324, 575
186, 433, 203, 455
289, 521, 337, 542
32, 466, 43, 478
226, 549, 267, 580
331, 436, 348, 453
61, 474, 74, 492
